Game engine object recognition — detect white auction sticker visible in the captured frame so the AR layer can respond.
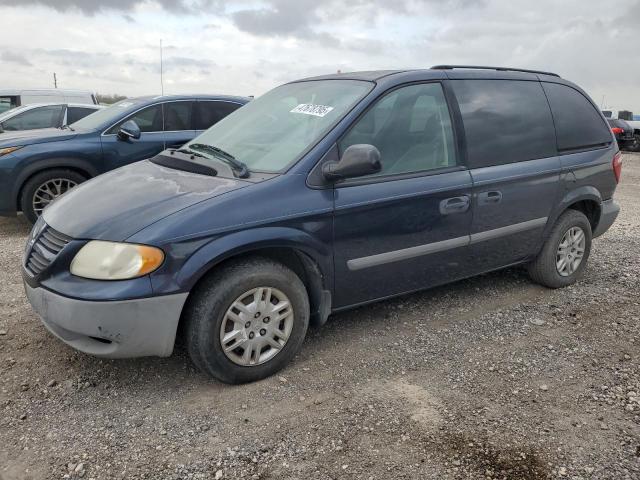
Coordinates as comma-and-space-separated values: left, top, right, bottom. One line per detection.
290, 104, 334, 117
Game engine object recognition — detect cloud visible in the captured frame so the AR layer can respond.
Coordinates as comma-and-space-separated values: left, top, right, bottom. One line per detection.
0, 51, 32, 66
0, 0, 222, 15
0, 0, 639, 112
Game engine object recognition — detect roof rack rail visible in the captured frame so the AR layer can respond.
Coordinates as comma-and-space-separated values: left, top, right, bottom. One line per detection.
430, 65, 560, 78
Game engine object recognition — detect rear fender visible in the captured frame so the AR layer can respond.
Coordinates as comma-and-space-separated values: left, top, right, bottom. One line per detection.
545, 186, 602, 237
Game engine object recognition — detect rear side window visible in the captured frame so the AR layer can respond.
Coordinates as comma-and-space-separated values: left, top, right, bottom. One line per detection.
162, 101, 192, 131
542, 83, 612, 151
67, 107, 97, 124
452, 80, 556, 168
194, 101, 242, 130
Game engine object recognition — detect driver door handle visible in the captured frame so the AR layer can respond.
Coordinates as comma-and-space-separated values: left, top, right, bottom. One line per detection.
478, 190, 502, 205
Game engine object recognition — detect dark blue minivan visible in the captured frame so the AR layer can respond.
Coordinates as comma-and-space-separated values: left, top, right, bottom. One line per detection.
23, 66, 621, 383
0, 94, 248, 222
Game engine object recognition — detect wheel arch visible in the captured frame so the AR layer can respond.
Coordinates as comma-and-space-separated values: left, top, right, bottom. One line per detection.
175, 228, 333, 334
14, 158, 98, 211
548, 186, 602, 236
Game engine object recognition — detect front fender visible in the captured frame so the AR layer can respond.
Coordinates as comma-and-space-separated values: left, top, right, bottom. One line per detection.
151, 226, 333, 294
12, 156, 100, 210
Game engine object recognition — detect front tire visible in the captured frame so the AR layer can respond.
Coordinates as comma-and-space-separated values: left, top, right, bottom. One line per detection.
528, 210, 592, 288
184, 257, 310, 384
20, 169, 87, 223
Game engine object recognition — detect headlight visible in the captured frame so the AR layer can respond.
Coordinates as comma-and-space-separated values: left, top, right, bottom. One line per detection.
70, 241, 164, 280
0, 146, 23, 157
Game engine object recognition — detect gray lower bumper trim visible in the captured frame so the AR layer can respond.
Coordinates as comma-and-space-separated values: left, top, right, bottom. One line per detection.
25, 282, 188, 358
593, 199, 620, 238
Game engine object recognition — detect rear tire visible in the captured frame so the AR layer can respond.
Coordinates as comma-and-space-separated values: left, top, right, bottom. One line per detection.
184, 257, 310, 384
20, 169, 87, 223
528, 210, 592, 288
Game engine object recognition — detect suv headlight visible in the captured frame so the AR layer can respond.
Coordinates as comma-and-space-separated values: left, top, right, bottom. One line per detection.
70, 241, 164, 280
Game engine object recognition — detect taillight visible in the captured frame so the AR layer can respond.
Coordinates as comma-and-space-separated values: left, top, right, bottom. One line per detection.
611, 127, 624, 135
612, 151, 622, 183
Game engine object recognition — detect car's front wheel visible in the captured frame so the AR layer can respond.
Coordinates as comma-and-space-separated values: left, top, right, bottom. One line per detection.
20, 169, 87, 223
184, 257, 310, 384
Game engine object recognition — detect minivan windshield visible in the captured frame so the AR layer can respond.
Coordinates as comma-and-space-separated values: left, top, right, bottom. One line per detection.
187, 80, 373, 172
70, 99, 140, 131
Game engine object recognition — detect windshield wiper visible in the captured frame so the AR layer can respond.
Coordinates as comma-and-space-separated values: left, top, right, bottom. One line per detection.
59, 124, 75, 131
174, 147, 206, 158
188, 143, 250, 179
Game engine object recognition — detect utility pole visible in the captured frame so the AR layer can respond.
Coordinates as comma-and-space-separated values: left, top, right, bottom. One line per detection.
53, 72, 57, 88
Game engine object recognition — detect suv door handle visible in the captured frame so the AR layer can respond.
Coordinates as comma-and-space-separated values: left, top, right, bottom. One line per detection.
478, 190, 502, 205
439, 195, 470, 215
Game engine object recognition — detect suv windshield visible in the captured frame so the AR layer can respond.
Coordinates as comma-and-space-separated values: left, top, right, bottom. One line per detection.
70, 99, 139, 131
187, 80, 373, 173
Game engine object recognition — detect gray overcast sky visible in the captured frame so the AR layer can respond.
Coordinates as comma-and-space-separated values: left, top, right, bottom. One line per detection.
1, 0, 639, 112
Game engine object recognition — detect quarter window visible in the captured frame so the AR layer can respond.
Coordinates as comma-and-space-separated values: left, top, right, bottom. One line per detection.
452, 80, 556, 168
339, 83, 457, 177
542, 82, 612, 151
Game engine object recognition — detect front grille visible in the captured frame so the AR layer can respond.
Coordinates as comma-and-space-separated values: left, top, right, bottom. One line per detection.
25, 225, 72, 276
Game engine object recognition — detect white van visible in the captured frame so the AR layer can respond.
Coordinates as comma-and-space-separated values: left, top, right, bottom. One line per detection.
0, 89, 98, 114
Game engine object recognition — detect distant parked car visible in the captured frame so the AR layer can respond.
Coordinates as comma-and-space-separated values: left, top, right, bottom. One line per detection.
0, 103, 103, 133
0, 89, 98, 114
607, 118, 636, 151
0, 94, 249, 222
602, 110, 640, 152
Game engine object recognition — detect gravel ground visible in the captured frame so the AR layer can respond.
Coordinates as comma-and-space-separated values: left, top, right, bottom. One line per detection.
1, 154, 639, 480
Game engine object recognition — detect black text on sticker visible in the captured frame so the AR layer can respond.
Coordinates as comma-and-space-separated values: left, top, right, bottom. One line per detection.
290, 104, 334, 117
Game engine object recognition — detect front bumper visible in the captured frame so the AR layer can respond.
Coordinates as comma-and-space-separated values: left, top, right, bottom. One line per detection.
593, 199, 620, 238
24, 282, 189, 358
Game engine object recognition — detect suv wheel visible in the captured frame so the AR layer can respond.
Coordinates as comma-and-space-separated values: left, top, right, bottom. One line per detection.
527, 209, 592, 288
184, 257, 310, 384
20, 169, 87, 223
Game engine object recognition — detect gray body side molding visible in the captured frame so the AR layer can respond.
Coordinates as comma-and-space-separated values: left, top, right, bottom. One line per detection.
347, 217, 548, 271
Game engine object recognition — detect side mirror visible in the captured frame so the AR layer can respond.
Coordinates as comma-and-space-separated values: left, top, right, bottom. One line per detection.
117, 120, 141, 140
322, 144, 382, 181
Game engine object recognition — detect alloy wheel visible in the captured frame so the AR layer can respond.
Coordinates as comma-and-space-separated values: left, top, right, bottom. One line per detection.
556, 226, 586, 277
32, 178, 78, 216
219, 287, 294, 366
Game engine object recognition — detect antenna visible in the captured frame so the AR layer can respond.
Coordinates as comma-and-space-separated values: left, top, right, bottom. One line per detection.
160, 39, 164, 96
53, 72, 57, 88
160, 38, 166, 150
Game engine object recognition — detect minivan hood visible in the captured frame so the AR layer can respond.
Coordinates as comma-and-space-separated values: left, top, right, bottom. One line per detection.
43, 160, 248, 240
0, 127, 79, 145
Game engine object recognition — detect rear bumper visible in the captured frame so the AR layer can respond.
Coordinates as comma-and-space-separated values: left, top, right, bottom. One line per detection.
24, 281, 188, 358
593, 199, 620, 238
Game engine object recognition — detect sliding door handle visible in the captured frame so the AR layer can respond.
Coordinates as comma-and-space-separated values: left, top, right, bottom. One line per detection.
439, 195, 470, 215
